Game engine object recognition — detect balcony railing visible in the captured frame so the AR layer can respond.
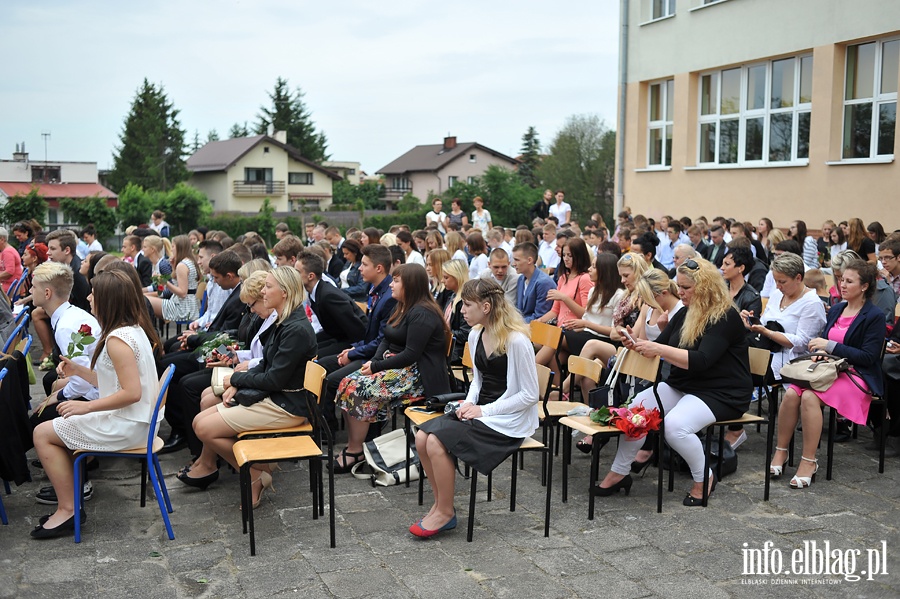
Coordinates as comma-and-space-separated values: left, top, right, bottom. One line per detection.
233, 180, 285, 196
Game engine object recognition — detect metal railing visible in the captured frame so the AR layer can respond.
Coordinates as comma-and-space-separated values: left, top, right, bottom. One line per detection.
233, 180, 286, 195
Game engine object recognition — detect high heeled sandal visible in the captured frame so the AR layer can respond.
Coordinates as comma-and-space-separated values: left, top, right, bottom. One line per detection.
789, 456, 818, 489
769, 447, 789, 478
330, 448, 365, 474
251, 471, 275, 509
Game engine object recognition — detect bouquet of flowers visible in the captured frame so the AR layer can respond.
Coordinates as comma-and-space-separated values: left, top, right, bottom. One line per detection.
67, 324, 96, 359
151, 273, 171, 296
590, 400, 661, 439
194, 333, 242, 364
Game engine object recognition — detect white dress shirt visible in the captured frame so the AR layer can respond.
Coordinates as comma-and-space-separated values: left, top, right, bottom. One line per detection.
50, 302, 101, 401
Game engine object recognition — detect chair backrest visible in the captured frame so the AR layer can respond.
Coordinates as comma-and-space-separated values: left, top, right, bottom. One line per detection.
2, 313, 30, 354
568, 355, 603, 402
198, 288, 208, 317
355, 301, 368, 314
615, 347, 661, 382
14, 307, 29, 325
747, 347, 773, 378
8, 267, 28, 304
17, 334, 33, 357
761, 297, 769, 313
530, 321, 562, 351
536, 363, 553, 415
461, 341, 473, 369
148, 365, 176, 453
304, 360, 327, 405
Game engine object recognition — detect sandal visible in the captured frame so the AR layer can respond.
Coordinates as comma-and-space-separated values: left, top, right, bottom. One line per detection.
331, 448, 365, 474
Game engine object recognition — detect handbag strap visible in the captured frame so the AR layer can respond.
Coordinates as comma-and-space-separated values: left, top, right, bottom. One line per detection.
605, 348, 628, 387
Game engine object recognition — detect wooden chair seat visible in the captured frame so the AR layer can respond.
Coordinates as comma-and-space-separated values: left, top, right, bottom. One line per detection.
452, 369, 472, 383
540, 401, 588, 420
714, 413, 766, 427
75, 436, 165, 456
558, 415, 619, 437
233, 436, 322, 467
237, 423, 313, 439
404, 407, 443, 427
519, 437, 545, 450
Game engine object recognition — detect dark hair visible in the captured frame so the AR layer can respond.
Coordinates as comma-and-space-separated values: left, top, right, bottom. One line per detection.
562, 237, 592, 277
791, 220, 808, 242
198, 239, 224, 254
89, 270, 162, 368
467, 232, 487, 255
388, 264, 449, 336
842, 259, 878, 300
726, 246, 754, 275
880, 239, 900, 258
342, 238, 362, 262
389, 245, 405, 265
362, 243, 392, 272
599, 241, 622, 257
396, 230, 414, 245
632, 232, 660, 258
680, 216, 692, 228
667, 220, 683, 234
512, 242, 538, 262
82, 225, 97, 238
830, 226, 846, 245
774, 239, 802, 256
363, 227, 382, 245
298, 250, 325, 279
867, 221, 887, 243
249, 243, 269, 262
730, 222, 747, 236
86, 251, 108, 282
587, 252, 623, 312
209, 250, 242, 277
759, 217, 774, 234
12, 221, 33, 236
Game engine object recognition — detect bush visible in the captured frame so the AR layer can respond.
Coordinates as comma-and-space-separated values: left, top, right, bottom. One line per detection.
116, 183, 155, 230
59, 196, 117, 240
363, 208, 429, 233
159, 183, 211, 235
0, 188, 47, 226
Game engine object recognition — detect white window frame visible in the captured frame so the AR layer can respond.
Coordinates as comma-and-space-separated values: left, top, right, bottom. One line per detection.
697, 55, 812, 167
391, 176, 411, 191
448, 175, 458, 187
288, 172, 313, 185
643, 0, 676, 24
841, 38, 899, 161
467, 176, 476, 184
647, 78, 674, 168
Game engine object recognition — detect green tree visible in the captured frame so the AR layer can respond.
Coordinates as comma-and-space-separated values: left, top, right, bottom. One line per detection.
0, 187, 47, 226
190, 130, 202, 153
518, 126, 542, 188
59, 196, 117, 241
255, 77, 329, 162
159, 183, 211, 235
207, 129, 220, 143
116, 183, 155, 229
332, 179, 384, 210
108, 79, 189, 193
478, 166, 543, 227
229, 122, 250, 138
537, 114, 616, 225
396, 192, 422, 212
255, 198, 276, 245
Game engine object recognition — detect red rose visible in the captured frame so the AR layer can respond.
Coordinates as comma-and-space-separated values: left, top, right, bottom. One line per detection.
78, 324, 92, 335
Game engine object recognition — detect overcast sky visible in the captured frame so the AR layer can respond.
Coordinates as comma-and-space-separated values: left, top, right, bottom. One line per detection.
0, 1, 619, 176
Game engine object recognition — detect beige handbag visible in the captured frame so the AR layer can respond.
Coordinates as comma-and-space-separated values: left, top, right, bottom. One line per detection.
211, 366, 234, 396
779, 353, 848, 392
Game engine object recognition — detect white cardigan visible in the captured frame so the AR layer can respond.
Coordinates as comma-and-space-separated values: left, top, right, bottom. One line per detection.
464, 328, 540, 438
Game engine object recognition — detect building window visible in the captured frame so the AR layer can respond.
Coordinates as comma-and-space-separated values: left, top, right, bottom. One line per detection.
467, 176, 476, 184
347, 168, 356, 175
843, 39, 899, 159
648, 79, 674, 166
468, 154, 476, 163
651, 0, 676, 19
244, 167, 272, 182
448, 176, 458, 187
289, 172, 313, 185
391, 177, 411, 190
263, 147, 270, 153
698, 55, 812, 166
31, 166, 62, 182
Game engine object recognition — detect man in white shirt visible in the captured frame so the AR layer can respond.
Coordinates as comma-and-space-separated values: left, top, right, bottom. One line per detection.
548, 190, 572, 224
425, 198, 447, 235
537, 223, 560, 274
82, 225, 103, 254
480, 248, 519, 304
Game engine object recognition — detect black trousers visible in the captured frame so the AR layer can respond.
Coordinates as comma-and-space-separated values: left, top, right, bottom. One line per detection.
160, 350, 204, 435
166, 368, 214, 457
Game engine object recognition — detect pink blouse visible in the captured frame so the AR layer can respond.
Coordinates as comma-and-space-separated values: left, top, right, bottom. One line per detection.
550, 272, 591, 324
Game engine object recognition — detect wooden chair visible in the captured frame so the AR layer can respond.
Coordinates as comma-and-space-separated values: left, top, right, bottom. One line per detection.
73, 366, 176, 543
355, 301, 368, 314
530, 320, 567, 396
231, 361, 335, 554
760, 297, 768, 313
559, 348, 663, 517
451, 341, 474, 391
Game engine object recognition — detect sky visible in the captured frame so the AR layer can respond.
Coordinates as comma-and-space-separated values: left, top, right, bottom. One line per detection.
0, 1, 619, 176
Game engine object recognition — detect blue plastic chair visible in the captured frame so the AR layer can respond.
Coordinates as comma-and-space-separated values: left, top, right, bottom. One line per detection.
72, 365, 176, 543
2, 313, 30, 354
0, 367, 9, 524
14, 307, 29, 325
7, 267, 28, 306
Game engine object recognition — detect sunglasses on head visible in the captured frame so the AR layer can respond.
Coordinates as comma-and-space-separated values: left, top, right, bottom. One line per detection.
683, 259, 700, 271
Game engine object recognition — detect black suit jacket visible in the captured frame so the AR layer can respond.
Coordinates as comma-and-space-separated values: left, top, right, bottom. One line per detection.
208, 283, 246, 334
708, 242, 727, 268
311, 281, 367, 343
694, 242, 711, 260
135, 254, 153, 288
326, 255, 344, 280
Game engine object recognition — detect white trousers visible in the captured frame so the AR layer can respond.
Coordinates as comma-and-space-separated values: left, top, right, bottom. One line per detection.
610, 382, 716, 482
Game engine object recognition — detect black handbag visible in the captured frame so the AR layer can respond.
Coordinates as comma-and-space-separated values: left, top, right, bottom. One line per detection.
425, 393, 466, 411
751, 320, 784, 353
234, 387, 268, 407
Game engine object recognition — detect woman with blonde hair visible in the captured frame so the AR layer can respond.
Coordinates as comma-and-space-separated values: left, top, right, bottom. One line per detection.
141, 235, 173, 293
413, 278, 539, 538
445, 231, 468, 263
178, 267, 317, 509
441, 258, 471, 365
379, 232, 398, 247
146, 235, 200, 322
425, 231, 444, 252
598, 257, 752, 504
426, 249, 451, 301
238, 258, 273, 279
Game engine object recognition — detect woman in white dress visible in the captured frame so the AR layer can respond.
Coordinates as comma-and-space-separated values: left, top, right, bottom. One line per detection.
31, 269, 162, 539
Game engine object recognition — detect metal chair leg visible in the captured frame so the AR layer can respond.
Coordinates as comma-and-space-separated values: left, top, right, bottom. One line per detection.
467, 470, 478, 542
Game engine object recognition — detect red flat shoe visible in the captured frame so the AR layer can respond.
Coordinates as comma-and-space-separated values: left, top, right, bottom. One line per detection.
409, 512, 457, 538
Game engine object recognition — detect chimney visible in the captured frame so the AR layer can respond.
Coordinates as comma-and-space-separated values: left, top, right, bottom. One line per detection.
12, 142, 27, 162
443, 136, 457, 150
273, 130, 288, 144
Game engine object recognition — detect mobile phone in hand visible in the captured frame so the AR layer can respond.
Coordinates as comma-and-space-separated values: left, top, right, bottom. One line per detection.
748, 315, 762, 326
620, 328, 635, 343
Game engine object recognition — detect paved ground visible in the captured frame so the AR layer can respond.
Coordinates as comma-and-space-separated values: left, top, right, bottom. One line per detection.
2, 369, 899, 598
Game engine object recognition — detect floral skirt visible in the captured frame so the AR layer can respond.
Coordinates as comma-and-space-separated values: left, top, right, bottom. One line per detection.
337, 363, 424, 422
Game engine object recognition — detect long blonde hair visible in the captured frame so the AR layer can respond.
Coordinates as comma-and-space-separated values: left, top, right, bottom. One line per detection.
635, 268, 678, 311
269, 266, 306, 324
442, 258, 469, 310
618, 252, 651, 310
676, 258, 731, 347
143, 235, 172, 260
445, 231, 466, 255
427, 248, 451, 294
460, 278, 529, 355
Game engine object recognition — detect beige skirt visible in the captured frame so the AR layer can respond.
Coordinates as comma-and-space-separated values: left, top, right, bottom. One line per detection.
216, 398, 306, 433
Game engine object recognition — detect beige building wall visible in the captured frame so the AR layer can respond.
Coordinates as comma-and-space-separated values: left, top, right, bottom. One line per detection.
410, 151, 516, 199
187, 172, 230, 212
619, 0, 900, 229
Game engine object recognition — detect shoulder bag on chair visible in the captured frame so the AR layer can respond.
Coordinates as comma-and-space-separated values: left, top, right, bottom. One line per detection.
779, 353, 849, 392
351, 428, 420, 487
588, 349, 629, 409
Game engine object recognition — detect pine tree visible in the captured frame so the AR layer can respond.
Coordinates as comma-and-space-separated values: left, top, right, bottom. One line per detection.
518, 126, 541, 188
108, 79, 188, 192
190, 130, 202, 153
255, 77, 329, 162
207, 129, 220, 142
229, 122, 250, 138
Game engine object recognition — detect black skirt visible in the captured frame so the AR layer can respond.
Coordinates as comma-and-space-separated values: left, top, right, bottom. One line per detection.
418, 415, 524, 475
563, 329, 608, 357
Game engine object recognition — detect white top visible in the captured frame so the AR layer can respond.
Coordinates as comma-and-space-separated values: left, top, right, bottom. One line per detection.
97, 326, 160, 424
760, 262, 810, 298
465, 329, 540, 438
86, 239, 103, 253
452, 249, 468, 263
468, 253, 489, 280
425, 210, 447, 234
196, 278, 230, 330
50, 302, 101, 401
761, 288, 827, 380
644, 301, 683, 341
538, 240, 560, 270
471, 209, 492, 233
235, 310, 277, 370
582, 288, 627, 336
406, 250, 426, 267
548, 201, 572, 223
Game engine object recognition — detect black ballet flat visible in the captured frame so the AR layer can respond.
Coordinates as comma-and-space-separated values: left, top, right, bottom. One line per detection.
31, 515, 76, 539
176, 469, 219, 490
39, 510, 86, 526
592, 475, 633, 497
683, 471, 717, 507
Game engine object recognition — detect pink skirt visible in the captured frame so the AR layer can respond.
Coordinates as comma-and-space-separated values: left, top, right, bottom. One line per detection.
788, 372, 872, 425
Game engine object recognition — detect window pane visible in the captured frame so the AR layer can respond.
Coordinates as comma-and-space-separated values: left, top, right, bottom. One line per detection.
798, 112, 811, 159
701, 74, 716, 115
771, 58, 795, 109
843, 103, 873, 158
846, 42, 876, 100
666, 79, 674, 121
878, 102, 896, 155
721, 68, 740, 114
769, 113, 794, 162
649, 128, 663, 165
649, 84, 661, 121
700, 123, 716, 162
745, 117, 764, 161
881, 40, 900, 94
652, 0, 664, 18
799, 56, 813, 104
665, 125, 673, 167
747, 65, 766, 110
719, 119, 739, 163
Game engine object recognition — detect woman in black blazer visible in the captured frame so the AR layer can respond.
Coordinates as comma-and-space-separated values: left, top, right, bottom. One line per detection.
440, 258, 471, 365
771, 259, 885, 489
178, 267, 317, 508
